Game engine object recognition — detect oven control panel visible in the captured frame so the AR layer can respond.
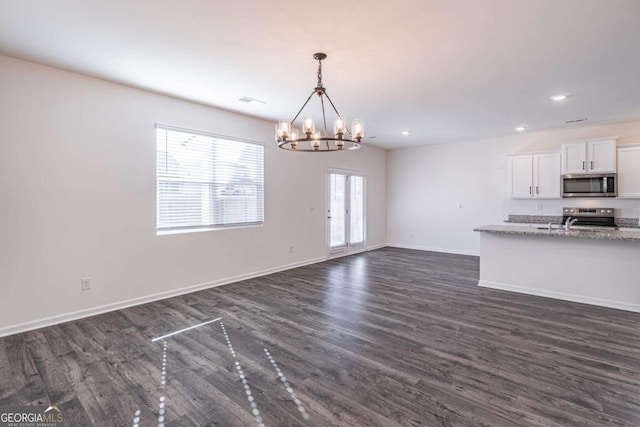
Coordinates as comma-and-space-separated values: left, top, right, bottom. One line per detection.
563, 207, 614, 217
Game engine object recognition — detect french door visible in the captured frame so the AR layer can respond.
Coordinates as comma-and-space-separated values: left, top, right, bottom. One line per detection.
327, 170, 366, 257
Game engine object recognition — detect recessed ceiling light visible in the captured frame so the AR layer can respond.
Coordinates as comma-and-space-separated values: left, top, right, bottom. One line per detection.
401, 130, 412, 135
515, 126, 527, 132
550, 94, 568, 101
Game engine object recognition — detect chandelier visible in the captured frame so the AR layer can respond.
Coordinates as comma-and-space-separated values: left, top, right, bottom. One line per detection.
275, 53, 363, 152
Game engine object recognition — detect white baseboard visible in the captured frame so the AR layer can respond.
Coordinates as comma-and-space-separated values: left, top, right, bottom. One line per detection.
0, 256, 326, 338
478, 280, 640, 313
326, 243, 387, 260
366, 243, 387, 251
387, 243, 479, 257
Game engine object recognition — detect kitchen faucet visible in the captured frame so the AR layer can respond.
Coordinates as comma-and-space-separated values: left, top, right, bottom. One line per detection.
564, 217, 579, 231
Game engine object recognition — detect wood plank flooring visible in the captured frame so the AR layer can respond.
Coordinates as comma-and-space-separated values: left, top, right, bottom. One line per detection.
1, 247, 639, 426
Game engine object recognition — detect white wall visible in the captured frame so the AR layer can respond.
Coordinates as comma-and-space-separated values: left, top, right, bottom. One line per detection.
387, 121, 640, 255
0, 55, 387, 334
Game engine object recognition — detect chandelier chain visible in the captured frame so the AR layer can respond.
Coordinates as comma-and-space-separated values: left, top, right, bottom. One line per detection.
317, 59, 323, 88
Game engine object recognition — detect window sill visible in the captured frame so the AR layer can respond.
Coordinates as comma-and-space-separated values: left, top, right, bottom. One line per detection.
157, 223, 264, 236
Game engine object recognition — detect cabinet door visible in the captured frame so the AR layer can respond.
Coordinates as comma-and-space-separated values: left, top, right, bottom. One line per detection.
509, 155, 533, 199
533, 153, 561, 199
617, 146, 640, 198
562, 142, 587, 174
588, 139, 616, 172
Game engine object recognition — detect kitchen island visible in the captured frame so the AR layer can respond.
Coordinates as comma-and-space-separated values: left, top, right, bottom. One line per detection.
474, 225, 640, 313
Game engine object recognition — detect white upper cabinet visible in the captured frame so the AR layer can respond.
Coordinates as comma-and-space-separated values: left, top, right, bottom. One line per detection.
588, 139, 617, 172
562, 143, 587, 174
509, 152, 561, 199
509, 155, 534, 199
533, 153, 562, 199
617, 145, 640, 198
562, 138, 617, 174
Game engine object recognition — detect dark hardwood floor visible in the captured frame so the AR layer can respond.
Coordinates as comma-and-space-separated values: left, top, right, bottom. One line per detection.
1, 247, 639, 426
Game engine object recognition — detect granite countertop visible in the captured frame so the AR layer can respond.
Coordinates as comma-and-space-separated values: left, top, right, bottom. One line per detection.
474, 224, 640, 242
504, 214, 639, 228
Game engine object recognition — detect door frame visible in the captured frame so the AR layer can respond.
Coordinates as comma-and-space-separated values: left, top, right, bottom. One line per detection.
326, 168, 367, 259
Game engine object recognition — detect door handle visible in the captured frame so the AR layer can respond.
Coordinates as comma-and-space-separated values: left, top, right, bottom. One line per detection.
582, 161, 586, 171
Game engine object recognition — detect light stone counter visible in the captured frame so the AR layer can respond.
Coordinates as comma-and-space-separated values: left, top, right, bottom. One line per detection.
503, 214, 639, 228
474, 224, 640, 242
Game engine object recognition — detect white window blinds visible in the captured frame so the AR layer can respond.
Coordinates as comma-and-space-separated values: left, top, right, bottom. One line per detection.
156, 126, 264, 231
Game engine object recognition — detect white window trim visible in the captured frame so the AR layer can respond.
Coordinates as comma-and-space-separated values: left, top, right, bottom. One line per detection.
155, 123, 265, 235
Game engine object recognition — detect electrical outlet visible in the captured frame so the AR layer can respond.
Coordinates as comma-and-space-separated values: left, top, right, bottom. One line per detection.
81, 277, 91, 291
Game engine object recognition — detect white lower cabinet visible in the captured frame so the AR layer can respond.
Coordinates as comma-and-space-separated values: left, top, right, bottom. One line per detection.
509, 152, 561, 199
617, 145, 640, 198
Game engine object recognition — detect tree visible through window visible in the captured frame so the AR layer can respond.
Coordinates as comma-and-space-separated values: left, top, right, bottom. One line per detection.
156, 126, 264, 231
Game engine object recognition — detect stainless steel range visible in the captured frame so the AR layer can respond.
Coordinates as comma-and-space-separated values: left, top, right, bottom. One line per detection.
562, 207, 617, 230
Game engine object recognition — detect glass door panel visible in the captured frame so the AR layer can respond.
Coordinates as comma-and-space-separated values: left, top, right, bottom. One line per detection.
329, 173, 347, 249
349, 175, 364, 246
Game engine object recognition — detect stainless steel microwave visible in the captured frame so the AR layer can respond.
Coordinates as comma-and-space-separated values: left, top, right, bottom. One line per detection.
562, 173, 616, 197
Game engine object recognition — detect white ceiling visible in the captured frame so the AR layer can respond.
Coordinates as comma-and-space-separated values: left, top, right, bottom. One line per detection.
1, 0, 640, 149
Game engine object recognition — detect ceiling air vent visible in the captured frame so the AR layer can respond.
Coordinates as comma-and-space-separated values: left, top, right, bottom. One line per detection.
565, 118, 587, 124
238, 96, 266, 105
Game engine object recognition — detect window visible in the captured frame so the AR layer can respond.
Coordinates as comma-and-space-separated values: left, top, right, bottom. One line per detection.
156, 125, 264, 232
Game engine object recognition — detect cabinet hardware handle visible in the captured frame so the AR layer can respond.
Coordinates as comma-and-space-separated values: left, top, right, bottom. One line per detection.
582, 161, 586, 170
529, 186, 532, 195
591, 161, 594, 170
536, 186, 539, 194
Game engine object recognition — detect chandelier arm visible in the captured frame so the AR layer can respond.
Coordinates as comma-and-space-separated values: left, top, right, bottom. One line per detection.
290, 89, 318, 124
323, 91, 350, 136
322, 91, 342, 118
319, 94, 328, 134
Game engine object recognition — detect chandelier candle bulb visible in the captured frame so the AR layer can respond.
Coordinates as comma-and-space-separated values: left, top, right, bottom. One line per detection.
278, 121, 290, 140
303, 116, 315, 136
334, 117, 345, 138
289, 128, 299, 148
352, 119, 364, 140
